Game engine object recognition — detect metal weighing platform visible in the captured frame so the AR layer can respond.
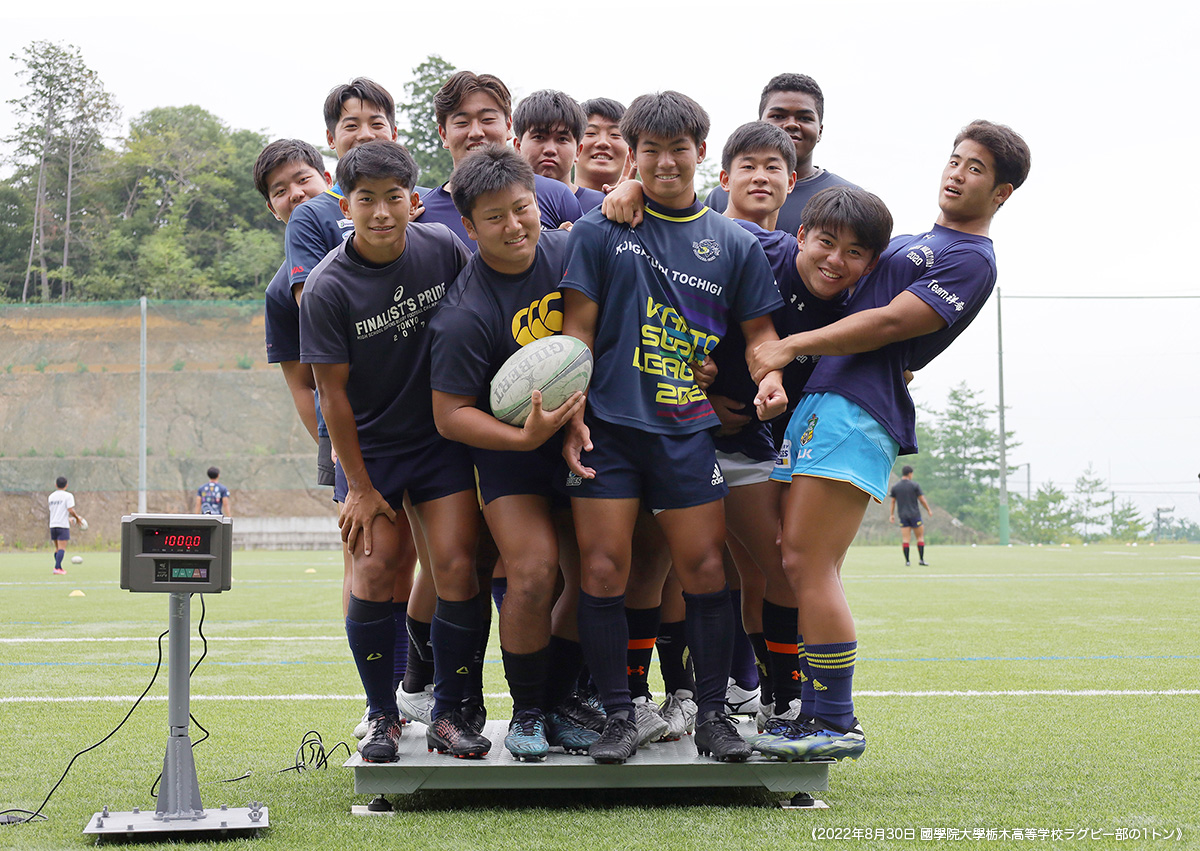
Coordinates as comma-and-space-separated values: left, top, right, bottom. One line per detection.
347, 719, 832, 812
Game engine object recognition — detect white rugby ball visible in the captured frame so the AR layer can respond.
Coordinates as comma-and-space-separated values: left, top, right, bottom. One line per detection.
77, 517, 88, 531
71, 555, 83, 564
490, 335, 592, 426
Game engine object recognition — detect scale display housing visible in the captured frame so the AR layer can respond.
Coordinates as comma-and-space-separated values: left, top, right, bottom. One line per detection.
120, 514, 232, 593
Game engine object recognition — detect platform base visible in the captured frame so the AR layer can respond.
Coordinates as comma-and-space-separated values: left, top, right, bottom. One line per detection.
347, 719, 830, 806
83, 803, 267, 840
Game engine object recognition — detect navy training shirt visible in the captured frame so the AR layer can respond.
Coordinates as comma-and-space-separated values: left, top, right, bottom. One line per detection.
419, 174, 584, 251
705, 169, 859, 238
804, 223, 998, 455
560, 196, 782, 435
709, 220, 846, 460
574, 185, 606, 213
285, 187, 352, 289
299, 222, 470, 454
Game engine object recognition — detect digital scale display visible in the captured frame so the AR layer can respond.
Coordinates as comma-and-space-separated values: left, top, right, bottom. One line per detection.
121, 514, 232, 593
143, 527, 211, 555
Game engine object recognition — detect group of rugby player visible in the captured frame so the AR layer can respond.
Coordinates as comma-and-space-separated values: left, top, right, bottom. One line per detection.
254, 70, 1031, 767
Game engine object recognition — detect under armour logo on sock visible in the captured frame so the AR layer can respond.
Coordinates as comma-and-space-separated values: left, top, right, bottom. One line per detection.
791, 671, 800, 681
627, 665, 646, 676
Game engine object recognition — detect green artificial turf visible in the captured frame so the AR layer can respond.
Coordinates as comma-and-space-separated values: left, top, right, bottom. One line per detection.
2, 544, 1197, 849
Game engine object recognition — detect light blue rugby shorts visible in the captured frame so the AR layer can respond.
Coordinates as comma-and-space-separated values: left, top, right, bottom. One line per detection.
769, 392, 899, 503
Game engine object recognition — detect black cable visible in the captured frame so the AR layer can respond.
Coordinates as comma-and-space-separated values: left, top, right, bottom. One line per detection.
13, 627, 170, 824
277, 730, 351, 773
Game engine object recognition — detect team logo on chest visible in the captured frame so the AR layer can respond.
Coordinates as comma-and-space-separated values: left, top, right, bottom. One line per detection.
692, 238, 720, 262
512, 291, 563, 346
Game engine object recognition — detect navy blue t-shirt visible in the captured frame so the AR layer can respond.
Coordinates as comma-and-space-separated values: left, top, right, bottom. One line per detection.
266, 255, 329, 438
705, 169, 859, 238
561, 197, 782, 435
574, 185, 606, 213
429, 229, 571, 477
710, 220, 846, 460
264, 262, 298, 363
285, 187, 352, 289
805, 223, 998, 454
420, 174, 584, 251
430, 228, 570, 400
300, 222, 470, 454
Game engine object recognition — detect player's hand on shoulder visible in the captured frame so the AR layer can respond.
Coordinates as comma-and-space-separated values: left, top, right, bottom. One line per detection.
601, 179, 644, 228
521, 389, 585, 450
338, 486, 397, 556
753, 373, 787, 421
709, 394, 750, 436
561, 413, 596, 480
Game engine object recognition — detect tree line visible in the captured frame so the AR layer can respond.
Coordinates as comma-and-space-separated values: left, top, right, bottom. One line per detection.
1, 42, 457, 303
910, 382, 1197, 543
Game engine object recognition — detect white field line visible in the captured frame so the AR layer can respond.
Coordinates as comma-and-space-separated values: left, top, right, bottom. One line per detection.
3, 689, 1199, 705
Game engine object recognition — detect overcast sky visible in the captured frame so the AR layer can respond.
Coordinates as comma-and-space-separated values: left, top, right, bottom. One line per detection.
4, 1, 1198, 526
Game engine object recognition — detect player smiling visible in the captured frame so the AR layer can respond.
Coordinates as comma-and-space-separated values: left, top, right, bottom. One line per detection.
748, 120, 1031, 762
430, 146, 598, 761
559, 91, 788, 764
417, 72, 583, 248
300, 140, 485, 763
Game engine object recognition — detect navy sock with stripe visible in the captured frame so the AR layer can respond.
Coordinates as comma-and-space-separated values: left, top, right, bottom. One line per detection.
805, 639, 857, 730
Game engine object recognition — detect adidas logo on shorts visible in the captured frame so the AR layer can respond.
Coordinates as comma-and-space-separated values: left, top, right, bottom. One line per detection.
711, 463, 725, 486
565, 471, 583, 488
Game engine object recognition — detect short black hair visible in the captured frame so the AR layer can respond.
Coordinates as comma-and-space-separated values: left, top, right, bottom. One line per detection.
56, 476, 67, 488
954, 120, 1032, 192
620, 91, 709, 151
580, 97, 625, 124
513, 90, 586, 144
435, 71, 512, 126
802, 187, 893, 261
207, 466, 220, 480
720, 122, 797, 173
449, 145, 537, 221
336, 140, 419, 194
901, 465, 914, 476
758, 73, 825, 122
323, 78, 396, 136
253, 139, 325, 201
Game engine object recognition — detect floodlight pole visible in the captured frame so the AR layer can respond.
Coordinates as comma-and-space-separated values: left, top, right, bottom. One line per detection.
997, 288, 1010, 545
138, 296, 147, 514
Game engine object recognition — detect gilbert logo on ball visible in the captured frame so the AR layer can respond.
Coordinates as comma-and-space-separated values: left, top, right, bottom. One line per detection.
490, 336, 592, 426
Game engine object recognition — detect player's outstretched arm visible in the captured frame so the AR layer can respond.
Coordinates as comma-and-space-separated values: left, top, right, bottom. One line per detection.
433, 389, 584, 452
312, 362, 397, 556
749, 291, 947, 383
740, 314, 787, 421
560, 289, 600, 478
280, 360, 320, 443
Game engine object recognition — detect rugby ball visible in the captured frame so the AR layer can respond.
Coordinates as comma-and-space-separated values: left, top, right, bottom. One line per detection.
490, 335, 592, 426
77, 517, 88, 531
71, 556, 83, 564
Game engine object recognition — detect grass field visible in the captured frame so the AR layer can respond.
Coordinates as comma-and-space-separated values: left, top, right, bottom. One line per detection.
2, 543, 1197, 849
